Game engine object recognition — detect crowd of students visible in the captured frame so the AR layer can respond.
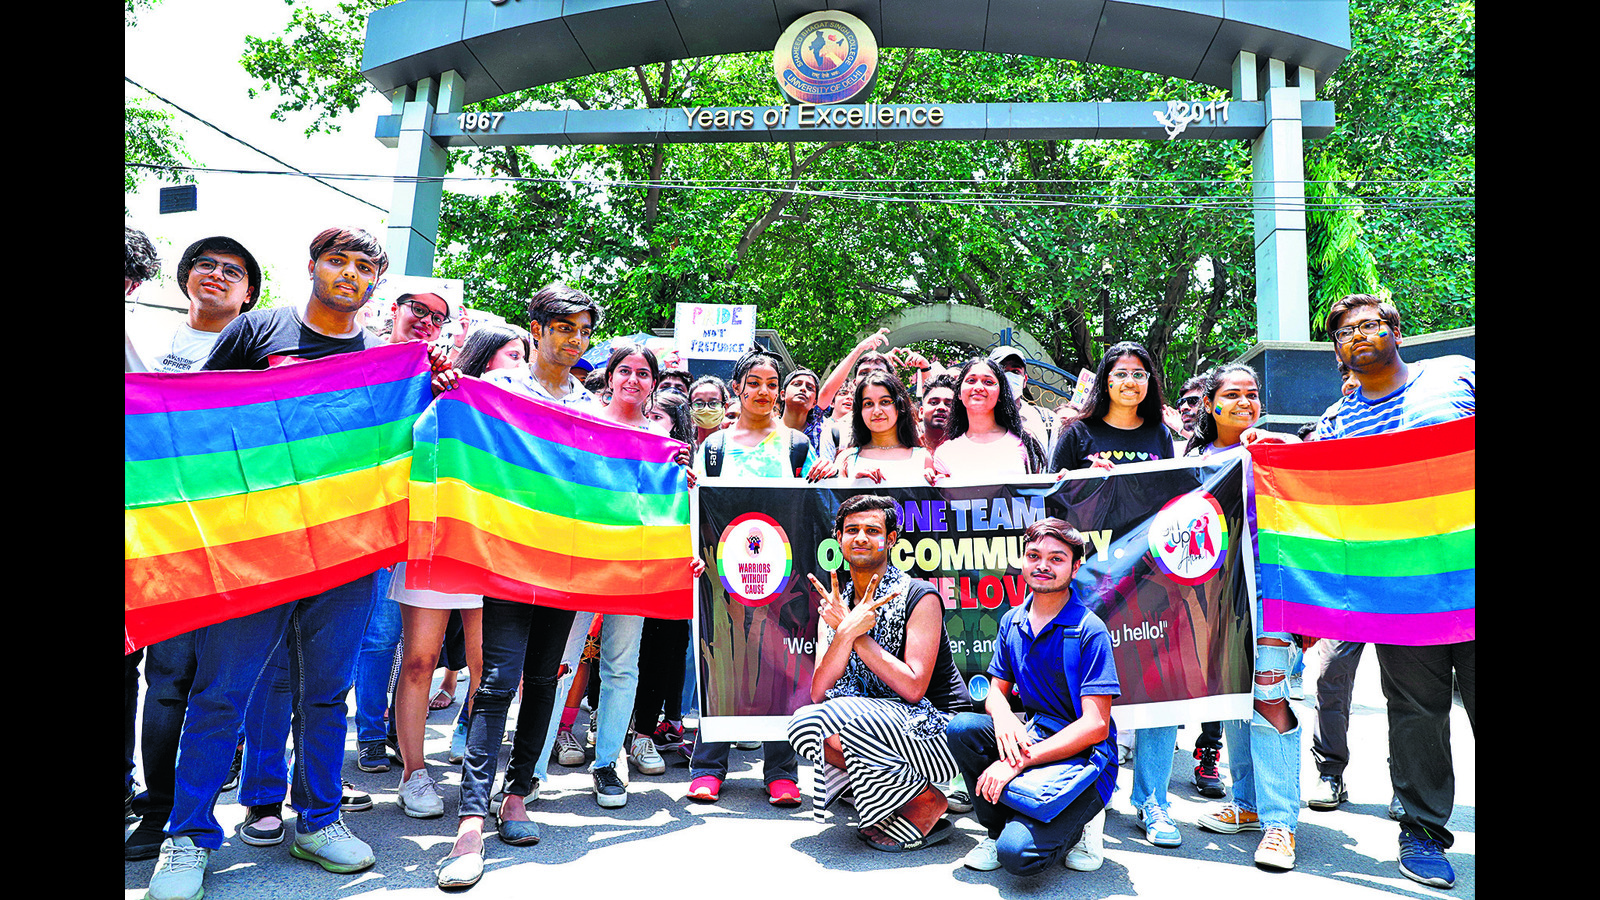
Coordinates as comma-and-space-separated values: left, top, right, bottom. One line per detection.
125, 224, 1474, 896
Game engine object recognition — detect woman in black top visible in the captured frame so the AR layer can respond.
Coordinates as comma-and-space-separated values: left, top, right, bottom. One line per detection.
1050, 342, 1175, 472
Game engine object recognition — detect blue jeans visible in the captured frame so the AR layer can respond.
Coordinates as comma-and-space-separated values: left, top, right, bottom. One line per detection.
1129, 725, 1180, 811
681, 635, 698, 718
535, 613, 644, 776
946, 712, 1106, 876
459, 598, 573, 818
352, 566, 399, 746
1223, 633, 1302, 831
238, 638, 293, 809
166, 573, 376, 848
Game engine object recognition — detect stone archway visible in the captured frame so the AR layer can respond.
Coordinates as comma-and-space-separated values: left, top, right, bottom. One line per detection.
866, 304, 1079, 407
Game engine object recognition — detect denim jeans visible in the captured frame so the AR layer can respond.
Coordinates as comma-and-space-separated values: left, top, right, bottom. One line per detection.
352, 566, 399, 746
1375, 639, 1475, 848
166, 573, 376, 848
238, 637, 293, 808
681, 635, 698, 718
134, 630, 200, 825
533, 612, 643, 775
1223, 633, 1302, 831
459, 598, 574, 818
946, 712, 1106, 876
1129, 725, 1180, 811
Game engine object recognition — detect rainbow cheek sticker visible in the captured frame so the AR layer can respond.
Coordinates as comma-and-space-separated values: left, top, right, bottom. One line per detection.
717, 513, 795, 607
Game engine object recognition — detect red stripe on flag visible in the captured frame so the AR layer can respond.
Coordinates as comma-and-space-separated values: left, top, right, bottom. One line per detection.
421, 557, 692, 619
1247, 415, 1474, 471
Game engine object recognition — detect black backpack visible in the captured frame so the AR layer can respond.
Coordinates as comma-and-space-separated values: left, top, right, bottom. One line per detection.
701, 428, 811, 478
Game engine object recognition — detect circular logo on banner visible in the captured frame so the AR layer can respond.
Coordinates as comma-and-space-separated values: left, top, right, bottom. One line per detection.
773, 11, 878, 105
716, 513, 795, 606
1148, 491, 1229, 586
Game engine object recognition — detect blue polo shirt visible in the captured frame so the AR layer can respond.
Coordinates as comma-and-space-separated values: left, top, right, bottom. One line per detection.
987, 591, 1121, 801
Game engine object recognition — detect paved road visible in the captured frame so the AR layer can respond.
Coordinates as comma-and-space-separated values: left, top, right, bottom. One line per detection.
125, 643, 1473, 899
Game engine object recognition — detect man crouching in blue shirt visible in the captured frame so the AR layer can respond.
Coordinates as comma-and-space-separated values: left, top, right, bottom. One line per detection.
948, 518, 1120, 876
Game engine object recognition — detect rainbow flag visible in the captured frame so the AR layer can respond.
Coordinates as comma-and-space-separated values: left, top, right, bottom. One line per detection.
405, 377, 692, 618
125, 342, 433, 653
1250, 415, 1474, 645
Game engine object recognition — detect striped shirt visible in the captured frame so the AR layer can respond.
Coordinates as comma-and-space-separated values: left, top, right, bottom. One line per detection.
1316, 355, 1474, 439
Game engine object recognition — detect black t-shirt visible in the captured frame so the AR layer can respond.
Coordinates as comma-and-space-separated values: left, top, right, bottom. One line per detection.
1049, 416, 1176, 471
906, 579, 974, 713
203, 306, 382, 370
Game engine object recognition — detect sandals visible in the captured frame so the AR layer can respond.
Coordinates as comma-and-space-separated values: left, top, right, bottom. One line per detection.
859, 817, 954, 853
430, 689, 455, 711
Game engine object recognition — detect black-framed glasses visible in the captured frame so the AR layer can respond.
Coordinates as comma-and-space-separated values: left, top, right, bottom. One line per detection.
690, 399, 723, 410
1333, 319, 1390, 344
400, 298, 451, 327
192, 257, 247, 284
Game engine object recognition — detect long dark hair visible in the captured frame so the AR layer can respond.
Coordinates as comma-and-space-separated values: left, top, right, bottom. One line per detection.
946, 357, 1046, 472
646, 389, 694, 444
849, 372, 920, 450
455, 324, 528, 378
1184, 363, 1261, 456
603, 341, 660, 388
1081, 341, 1167, 424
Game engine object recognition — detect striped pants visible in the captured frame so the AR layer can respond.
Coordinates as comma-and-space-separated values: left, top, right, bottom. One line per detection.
787, 697, 957, 843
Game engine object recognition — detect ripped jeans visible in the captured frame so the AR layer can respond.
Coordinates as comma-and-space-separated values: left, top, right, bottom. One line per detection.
1222, 631, 1302, 831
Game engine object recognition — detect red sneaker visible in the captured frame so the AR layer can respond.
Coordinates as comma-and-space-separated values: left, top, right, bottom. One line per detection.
687, 775, 722, 803
767, 779, 802, 807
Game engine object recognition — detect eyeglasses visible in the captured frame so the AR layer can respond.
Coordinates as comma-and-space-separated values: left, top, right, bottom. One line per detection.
399, 298, 451, 327
690, 399, 723, 410
1333, 319, 1391, 344
1108, 370, 1150, 383
1176, 396, 1203, 408
191, 257, 247, 284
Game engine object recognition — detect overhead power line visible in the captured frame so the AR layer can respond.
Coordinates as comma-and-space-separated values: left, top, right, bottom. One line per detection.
124, 76, 389, 214
125, 163, 1474, 213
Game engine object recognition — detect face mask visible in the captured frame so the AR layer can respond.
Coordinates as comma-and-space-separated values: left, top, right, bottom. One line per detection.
1005, 372, 1025, 399
692, 407, 725, 428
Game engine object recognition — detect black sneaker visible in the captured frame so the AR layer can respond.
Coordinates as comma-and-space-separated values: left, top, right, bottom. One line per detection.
341, 781, 373, 813
124, 821, 166, 861
1193, 746, 1226, 798
593, 764, 627, 809
126, 787, 139, 823
240, 803, 286, 846
221, 741, 245, 792
357, 741, 390, 773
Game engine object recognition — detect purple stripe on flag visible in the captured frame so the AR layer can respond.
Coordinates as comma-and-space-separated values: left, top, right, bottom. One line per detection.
1264, 598, 1474, 646
447, 377, 680, 465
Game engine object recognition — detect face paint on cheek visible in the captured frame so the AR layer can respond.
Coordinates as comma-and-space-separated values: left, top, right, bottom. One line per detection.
1215, 406, 1224, 414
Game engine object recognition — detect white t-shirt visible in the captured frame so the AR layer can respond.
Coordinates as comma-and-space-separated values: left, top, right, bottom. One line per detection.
125, 310, 224, 373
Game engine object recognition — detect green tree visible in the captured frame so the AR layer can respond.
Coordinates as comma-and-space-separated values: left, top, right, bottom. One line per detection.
239, 0, 1471, 382
125, 0, 195, 207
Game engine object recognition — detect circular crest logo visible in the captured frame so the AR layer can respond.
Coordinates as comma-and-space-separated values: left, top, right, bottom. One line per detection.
773, 11, 878, 105
1148, 491, 1229, 586
716, 512, 795, 606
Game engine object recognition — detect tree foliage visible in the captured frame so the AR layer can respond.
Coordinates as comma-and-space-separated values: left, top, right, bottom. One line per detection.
239, 0, 1472, 387
125, 0, 194, 208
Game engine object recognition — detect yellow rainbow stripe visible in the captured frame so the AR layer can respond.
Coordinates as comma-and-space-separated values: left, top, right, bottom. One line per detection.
1256, 488, 1474, 543
428, 478, 690, 561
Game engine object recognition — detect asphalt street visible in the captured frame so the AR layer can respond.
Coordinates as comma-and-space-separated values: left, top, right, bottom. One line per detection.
125, 641, 1474, 899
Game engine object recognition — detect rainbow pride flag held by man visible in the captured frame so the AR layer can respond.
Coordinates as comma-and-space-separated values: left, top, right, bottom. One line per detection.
405, 377, 692, 618
1250, 415, 1474, 646
125, 342, 434, 654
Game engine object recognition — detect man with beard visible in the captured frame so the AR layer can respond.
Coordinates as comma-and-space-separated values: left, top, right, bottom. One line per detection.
916, 373, 958, 454
1314, 294, 1473, 891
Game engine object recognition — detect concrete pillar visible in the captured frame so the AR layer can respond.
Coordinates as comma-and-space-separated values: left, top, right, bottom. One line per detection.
386, 70, 463, 277
1247, 56, 1310, 342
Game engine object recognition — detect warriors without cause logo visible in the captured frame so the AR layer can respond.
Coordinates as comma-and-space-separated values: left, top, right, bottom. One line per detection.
717, 513, 795, 607
773, 11, 878, 105
1148, 491, 1229, 586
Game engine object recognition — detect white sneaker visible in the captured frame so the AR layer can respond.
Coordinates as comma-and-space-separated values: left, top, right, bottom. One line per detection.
962, 836, 1002, 871
555, 728, 586, 767
147, 836, 209, 900
290, 818, 375, 873
1065, 809, 1105, 871
629, 733, 666, 775
397, 769, 445, 818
